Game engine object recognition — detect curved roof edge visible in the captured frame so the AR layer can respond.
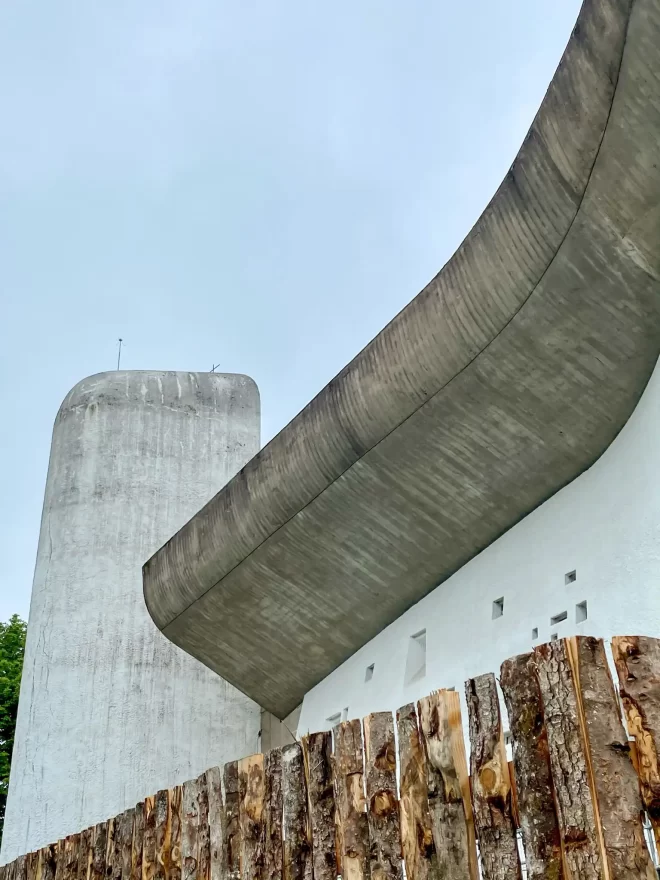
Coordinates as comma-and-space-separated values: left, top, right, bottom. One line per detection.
144, 0, 660, 718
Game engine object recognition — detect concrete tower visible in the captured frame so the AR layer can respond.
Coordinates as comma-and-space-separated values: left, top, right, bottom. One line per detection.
2, 371, 261, 861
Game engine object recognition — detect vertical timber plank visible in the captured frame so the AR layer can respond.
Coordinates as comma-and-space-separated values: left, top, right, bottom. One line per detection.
112, 817, 125, 880
263, 749, 283, 880
396, 704, 438, 880
92, 824, 108, 880
106, 821, 116, 880
238, 754, 265, 880
132, 805, 145, 880
612, 635, 660, 845
334, 720, 370, 880
465, 674, 522, 880
144, 797, 158, 880
15, 857, 27, 880
223, 763, 241, 880
499, 653, 563, 880
534, 639, 604, 880
78, 829, 93, 880
281, 743, 312, 880
206, 768, 224, 880
55, 841, 65, 880
182, 777, 200, 880
197, 776, 211, 880
570, 636, 656, 880
62, 837, 80, 880
363, 713, 402, 880
301, 733, 336, 880
172, 788, 183, 880
27, 851, 39, 880
154, 791, 171, 880
417, 692, 477, 880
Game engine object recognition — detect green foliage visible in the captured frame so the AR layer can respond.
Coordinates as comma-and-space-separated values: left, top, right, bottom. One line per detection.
0, 615, 27, 843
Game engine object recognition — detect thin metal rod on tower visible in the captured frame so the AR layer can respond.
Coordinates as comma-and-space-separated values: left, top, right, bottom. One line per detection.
117, 338, 123, 370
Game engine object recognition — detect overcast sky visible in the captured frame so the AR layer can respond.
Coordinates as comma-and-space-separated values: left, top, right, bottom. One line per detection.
0, 0, 582, 622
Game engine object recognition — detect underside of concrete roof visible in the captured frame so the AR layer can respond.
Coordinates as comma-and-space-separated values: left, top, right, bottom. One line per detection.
144, 0, 660, 719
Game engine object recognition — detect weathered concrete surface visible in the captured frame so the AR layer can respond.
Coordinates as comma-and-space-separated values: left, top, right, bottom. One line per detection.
1, 372, 261, 862
145, 0, 660, 719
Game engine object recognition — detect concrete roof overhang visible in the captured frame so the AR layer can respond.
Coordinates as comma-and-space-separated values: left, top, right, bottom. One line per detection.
144, 0, 660, 719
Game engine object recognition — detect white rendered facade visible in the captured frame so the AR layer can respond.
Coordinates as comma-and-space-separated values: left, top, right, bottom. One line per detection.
2, 371, 261, 863
298, 354, 660, 737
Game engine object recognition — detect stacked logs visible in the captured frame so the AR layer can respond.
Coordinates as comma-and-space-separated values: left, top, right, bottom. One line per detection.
2, 636, 660, 880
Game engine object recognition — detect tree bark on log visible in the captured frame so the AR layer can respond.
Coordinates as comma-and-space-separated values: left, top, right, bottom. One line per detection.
281, 743, 312, 880
499, 653, 563, 880
132, 806, 144, 880
223, 763, 241, 880
570, 636, 655, 880
28, 850, 39, 880
144, 798, 158, 880
121, 813, 135, 880
25, 848, 39, 880
155, 790, 180, 880
612, 635, 660, 845
417, 692, 477, 880
197, 776, 211, 880
333, 720, 370, 880
182, 778, 201, 880
238, 754, 265, 880
264, 749, 283, 880
533, 639, 603, 880
395, 704, 438, 880
91, 824, 108, 880
205, 768, 225, 880
105, 822, 116, 880
55, 840, 65, 880
14, 857, 26, 880
363, 713, 402, 880
301, 733, 336, 880
111, 816, 125, 880
62, 836, 80, 880
465, 674, 521, 880
76, 830, 92, 880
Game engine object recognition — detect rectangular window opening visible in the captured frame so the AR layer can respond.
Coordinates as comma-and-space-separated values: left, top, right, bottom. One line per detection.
532, 627, 539, 640
551, 633, 559, 642
326, 712, 341, 728
550, 610, 568, 625
492, 597, 504, 619
365, 663, 375, 682
576, 600, 588, 623
404, 629, 427, 686
565, 570, 577, 585
341, 707, 349, 722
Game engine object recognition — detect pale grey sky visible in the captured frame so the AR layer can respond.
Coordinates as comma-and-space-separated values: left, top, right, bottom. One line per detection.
0, 0, 582, 621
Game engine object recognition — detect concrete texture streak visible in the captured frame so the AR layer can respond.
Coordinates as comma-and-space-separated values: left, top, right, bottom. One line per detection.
144, 0, 660, 719
1, 371, 261, 862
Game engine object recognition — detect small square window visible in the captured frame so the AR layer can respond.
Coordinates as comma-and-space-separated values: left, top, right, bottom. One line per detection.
492, 597, 504, 619
532, 627, 538, 640
341, 707, 349, 721
576, 601, 588, 623
551, 633, 559, 642
365, 663, 374, 682
550, 610, 568, 625
326, 712, 341, 727
565, 570, 577, 585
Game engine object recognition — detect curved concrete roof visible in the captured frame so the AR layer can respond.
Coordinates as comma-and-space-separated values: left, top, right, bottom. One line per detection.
144, 0, 660, 718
